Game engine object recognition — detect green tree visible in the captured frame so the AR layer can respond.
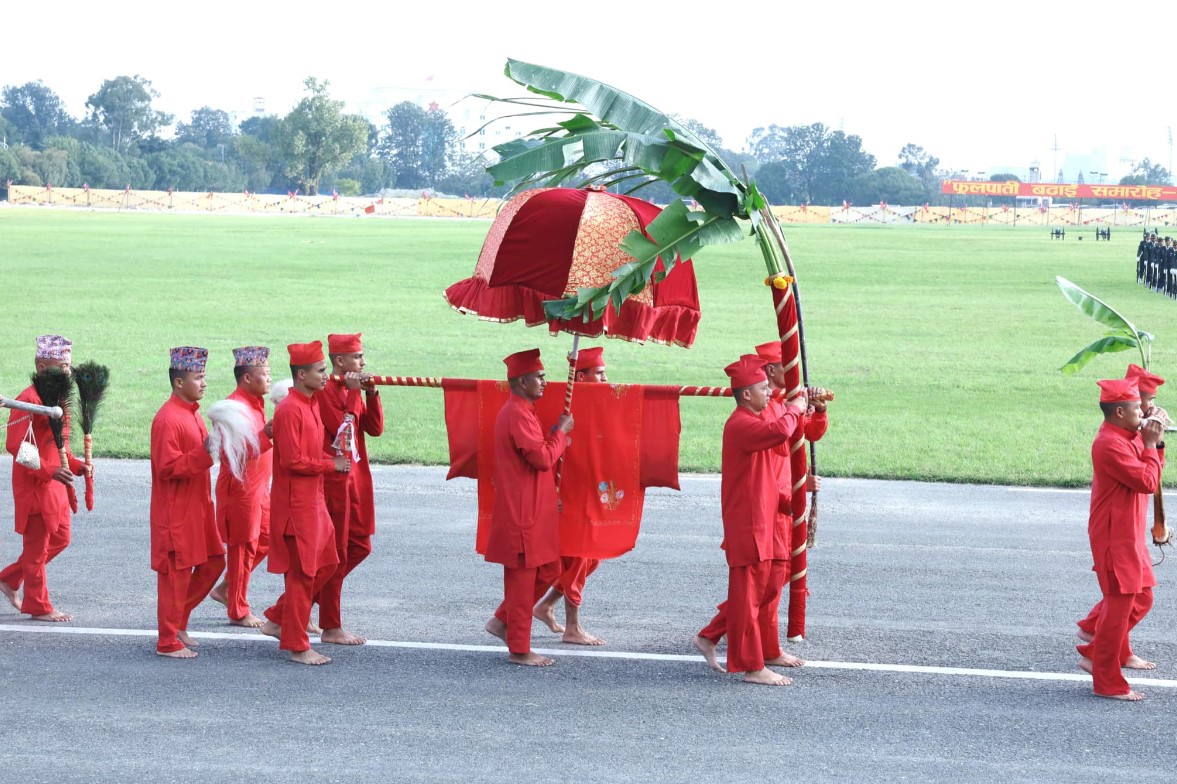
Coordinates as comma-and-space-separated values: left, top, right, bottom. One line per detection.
420, 107, 457, 187
748, 122, 874, 205
275, 78, 368, 195
850, 166, 928, 205
380, 101, 428, 188
1120, 158, 1170, 186
1, 81, 74, 150
898, 143, 941, 195
176, 107, 233, 150
85, 75, 173, 153
0, 146, 20, 183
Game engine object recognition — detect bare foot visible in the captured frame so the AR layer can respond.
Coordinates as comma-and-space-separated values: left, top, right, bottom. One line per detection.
743, 668, 792, 686
291, 648, 331, 666
229, 613, 265, 628
765, 652, 806, 668
533, 596, 565, 633
320, 627, 367, 645
177, 630, 200, 648
1095, 690, 1145, 701
693, 635, 724, 672
30, 610, 72, 622
485, 617, 508, 643
0, 582, 19, 610
156, 646, 198, 659
1078, 656, 1093, 675
508, 652, 554, 667
1076, 629, 1094, 643
260, 621, 281, 639
562, 625, 605, 646
307, 622, 323, 635
1124, 655, 1157, 670
208, 581, 228, 606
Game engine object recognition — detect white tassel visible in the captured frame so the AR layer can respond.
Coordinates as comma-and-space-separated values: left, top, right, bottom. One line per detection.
207, 400, 260, 482
271, 379, 294, 406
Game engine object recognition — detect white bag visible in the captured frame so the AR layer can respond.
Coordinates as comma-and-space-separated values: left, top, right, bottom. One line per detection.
15, 420, 40, 471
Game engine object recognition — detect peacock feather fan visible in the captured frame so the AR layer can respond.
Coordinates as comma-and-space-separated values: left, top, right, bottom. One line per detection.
74, 361, 111, 435
31, 367, 75, 448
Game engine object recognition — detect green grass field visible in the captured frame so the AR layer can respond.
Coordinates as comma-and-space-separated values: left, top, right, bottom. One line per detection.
0, 208, 1171, 486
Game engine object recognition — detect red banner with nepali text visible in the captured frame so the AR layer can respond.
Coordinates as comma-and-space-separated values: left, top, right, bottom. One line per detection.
442, 380, 681, 560
941, 180, 1177, 201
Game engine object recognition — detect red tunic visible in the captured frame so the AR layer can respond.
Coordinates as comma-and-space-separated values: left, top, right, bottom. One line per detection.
485, 394, 568, 568
721, 404, 803, 567
149, 395, 223, 571
214, 388, 273, 546
766, 400, 827, 557
317, 381, 384, 537
1088, 421, 1164, 593
267, 390, 339, 578
6, 385, 83, 536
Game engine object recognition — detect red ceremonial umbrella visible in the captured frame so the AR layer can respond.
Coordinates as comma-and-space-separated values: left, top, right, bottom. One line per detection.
444, 186, 701, 347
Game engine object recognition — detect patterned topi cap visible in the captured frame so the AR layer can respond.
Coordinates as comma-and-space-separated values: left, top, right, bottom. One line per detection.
233, 346, 270, 367
36, 335, 73, 362
170, 346, 209, 372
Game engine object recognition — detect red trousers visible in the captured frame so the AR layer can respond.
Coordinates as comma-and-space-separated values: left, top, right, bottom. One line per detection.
1075, 573, 1153, 696
224, 531, 269, 621
0, 514, 70, 616
556, 556, 600, 607
494, 558, 560, 655
316, 534, 372, 630
156, 552, 225, 653
264, 535, 337, 653
1076, 599, 1102, 636
699, 559, 788, 673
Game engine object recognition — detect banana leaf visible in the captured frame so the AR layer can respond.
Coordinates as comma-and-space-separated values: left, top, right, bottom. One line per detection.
1056, 276, 1138, 335
1055, 276, 1150, 370
1060, 335, 1140, 375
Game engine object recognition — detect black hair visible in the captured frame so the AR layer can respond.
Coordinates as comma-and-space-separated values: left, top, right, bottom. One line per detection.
290, 363, 314, 379
169, 368, 186, 388
1100, 401, 1123, 419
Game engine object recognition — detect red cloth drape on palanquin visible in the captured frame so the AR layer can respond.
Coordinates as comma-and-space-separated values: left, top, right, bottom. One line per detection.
442, 187, 698, 558
443, 381, 680, 559
443, 187, 700, 346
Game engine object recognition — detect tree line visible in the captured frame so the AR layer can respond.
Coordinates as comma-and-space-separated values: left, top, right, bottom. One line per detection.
2, 75, 1169, 204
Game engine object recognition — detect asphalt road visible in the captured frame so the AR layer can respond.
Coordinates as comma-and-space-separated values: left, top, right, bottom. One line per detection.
1, 460, 1174, 783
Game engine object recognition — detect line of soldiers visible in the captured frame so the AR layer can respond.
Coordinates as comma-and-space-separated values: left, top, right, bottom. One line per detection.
1136, 231, 1176, 297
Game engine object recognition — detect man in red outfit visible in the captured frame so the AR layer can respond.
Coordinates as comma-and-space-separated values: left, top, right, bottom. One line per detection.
150, 346, 226, 659
1076, 378, 1165, 701
693, 344, 830, 670
1076, 364, 1168, 644
1, 335, 88, 622
314, 332, 384, 646
483, 348, 574, 667
208, 346, 274, 628
695, 355, 807, 686
533, 345, 608, 646
260, 341, 348, 666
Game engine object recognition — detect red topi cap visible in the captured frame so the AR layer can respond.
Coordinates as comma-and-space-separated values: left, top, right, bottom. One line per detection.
328, 333, 363, 354
1124, 364, 1165, 396
504, 348, 543, 378
753, 340, 783, 364
288, 341, 325, 366
725, 356, 768, 389
1098, 378, 1139, 403
574, 346, 605, 372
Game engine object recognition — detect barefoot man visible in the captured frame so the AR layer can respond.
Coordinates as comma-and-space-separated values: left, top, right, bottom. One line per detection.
1076, 378, 1165, 701
1, 335, 89, 622
313, 332, 384, 646
695, 355, 808, 686
209, 346, 274, 628
150, 347, 226, 659
484, 349, 573, 667
1077, 364, 1168, 645
260, 341, 347, 666
533, 345, 608, 645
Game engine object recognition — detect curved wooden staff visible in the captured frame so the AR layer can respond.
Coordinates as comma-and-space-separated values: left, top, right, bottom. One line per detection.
553, 335, 580, 493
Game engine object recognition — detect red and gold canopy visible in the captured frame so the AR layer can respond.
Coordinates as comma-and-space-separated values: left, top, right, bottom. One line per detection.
444, 187, 700, 347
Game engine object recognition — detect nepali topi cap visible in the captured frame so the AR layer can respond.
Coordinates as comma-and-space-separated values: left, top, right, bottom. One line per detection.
1098, 378, 1139, 403
753, 340, 783, 365
574, 346, 605, 372
1124, 364, 1165, 396
36, 334, 72, 362
328, 333, 363, 354
287, 341, 325, 366
232, 346, 270, 367
504, 348, 543, 378
726, 356, 768, 389
170, 346, 208, 372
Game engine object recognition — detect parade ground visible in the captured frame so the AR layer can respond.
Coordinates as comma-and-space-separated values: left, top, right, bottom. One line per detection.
1, 460, 1174, 783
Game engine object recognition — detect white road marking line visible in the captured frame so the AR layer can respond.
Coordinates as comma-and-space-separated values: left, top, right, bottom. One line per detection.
1007, 488, 1089, 494
2, 623, 1174, 688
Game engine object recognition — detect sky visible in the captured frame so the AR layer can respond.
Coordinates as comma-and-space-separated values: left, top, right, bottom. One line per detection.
5, 1, 1175, 182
